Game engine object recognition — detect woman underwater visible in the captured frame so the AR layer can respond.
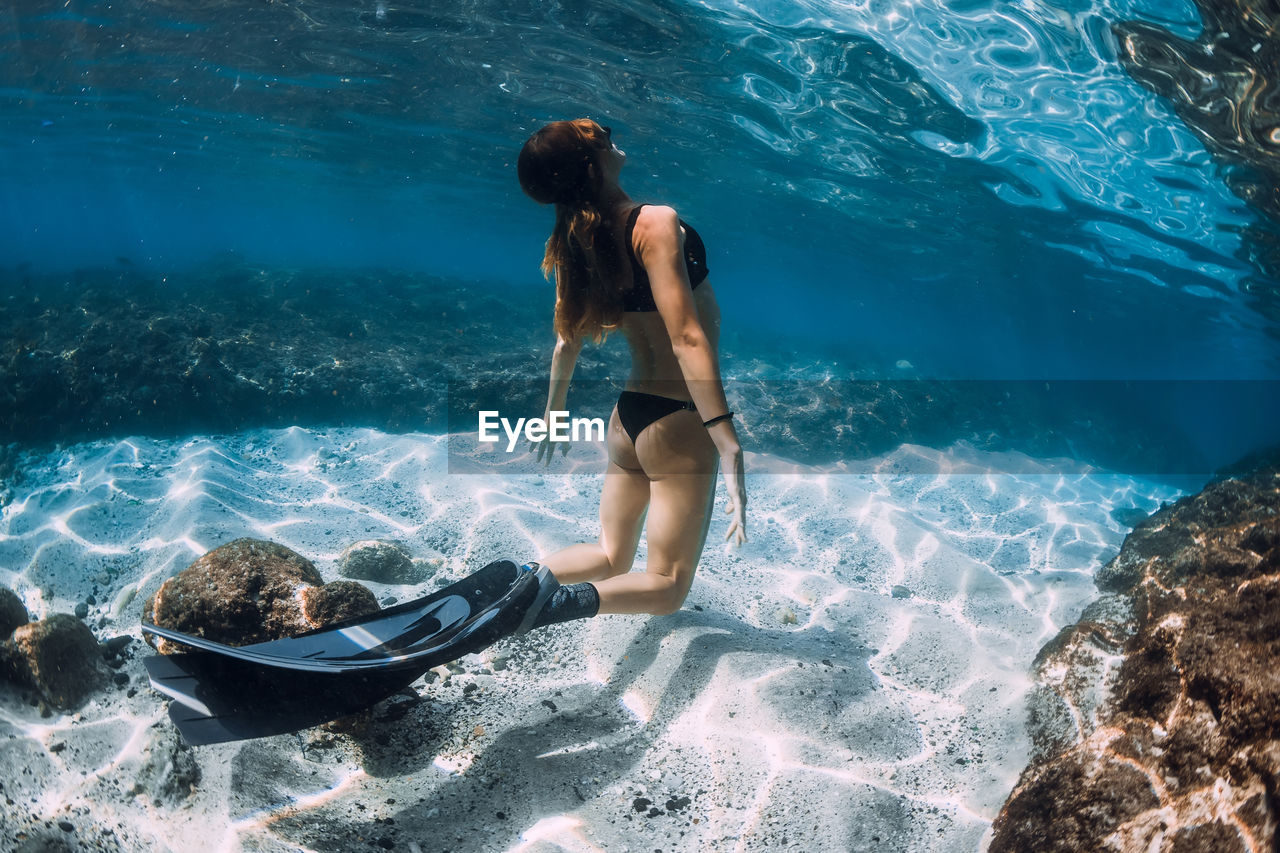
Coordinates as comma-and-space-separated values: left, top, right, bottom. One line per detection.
516, 118, 747, 629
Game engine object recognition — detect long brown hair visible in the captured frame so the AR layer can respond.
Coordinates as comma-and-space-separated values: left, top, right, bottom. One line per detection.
517, 119, 623, 342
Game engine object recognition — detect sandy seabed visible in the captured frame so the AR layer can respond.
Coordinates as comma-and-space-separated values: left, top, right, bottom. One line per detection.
0, 427, 1181, 852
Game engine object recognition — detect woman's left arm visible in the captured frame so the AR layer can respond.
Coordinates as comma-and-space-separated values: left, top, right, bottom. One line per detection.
636, 206, 747, 544
532, 335, 582, 463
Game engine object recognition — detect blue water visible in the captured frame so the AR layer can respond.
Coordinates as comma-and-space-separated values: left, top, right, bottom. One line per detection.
1, 3, 1279, 844
0, 1, 1276, 385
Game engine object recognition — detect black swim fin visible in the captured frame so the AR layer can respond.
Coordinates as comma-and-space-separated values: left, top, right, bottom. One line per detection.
143, 650, 423, 745
142, 560, 557, 745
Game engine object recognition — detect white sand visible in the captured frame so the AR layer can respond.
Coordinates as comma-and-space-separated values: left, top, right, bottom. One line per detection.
0, 427, 1180, 851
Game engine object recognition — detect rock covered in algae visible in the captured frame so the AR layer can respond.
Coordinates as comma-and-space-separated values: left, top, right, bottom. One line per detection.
3, 614, 106, 710
338, 539, 423, 584
990, 466, 1280, 853
143, 537, 379, 654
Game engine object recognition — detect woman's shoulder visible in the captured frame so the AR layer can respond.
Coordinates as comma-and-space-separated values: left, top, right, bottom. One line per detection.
630, 204, 682, 245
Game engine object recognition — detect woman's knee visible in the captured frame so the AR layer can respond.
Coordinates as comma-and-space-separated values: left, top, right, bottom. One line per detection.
597, 535, 637, 578
648, 573, 691, 616
599, 561, 632, 580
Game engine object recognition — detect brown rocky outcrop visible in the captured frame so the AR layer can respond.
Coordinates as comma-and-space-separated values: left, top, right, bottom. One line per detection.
1, 584, 107, 710
991, 467, 1280, 853
3, 614, 107, 709
143, 538, 379, 654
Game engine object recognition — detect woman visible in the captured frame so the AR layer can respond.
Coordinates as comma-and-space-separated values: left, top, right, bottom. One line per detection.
516, 118, 746, 629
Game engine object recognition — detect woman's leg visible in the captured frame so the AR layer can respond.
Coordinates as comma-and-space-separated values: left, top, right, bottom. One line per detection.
593, 409, 718, 615
538, 409, 651, 583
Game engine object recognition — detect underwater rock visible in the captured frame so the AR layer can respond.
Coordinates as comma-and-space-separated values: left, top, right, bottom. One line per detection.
0, 268, 549, 447
2, 614, 107, 710
338, 539, 421, 584
0, 585, 29, 637
1109, 506, 1151, 529
299, 580, 380, 627
991, 466, 1280, 853
143, 537, 379, 653
11, 830, 75, 853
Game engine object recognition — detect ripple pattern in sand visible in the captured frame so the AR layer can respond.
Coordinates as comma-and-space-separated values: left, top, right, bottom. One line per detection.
0, 429, 1182, 851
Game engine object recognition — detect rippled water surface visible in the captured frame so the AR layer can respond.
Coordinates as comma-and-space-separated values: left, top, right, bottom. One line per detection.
1, 0, 1276, 379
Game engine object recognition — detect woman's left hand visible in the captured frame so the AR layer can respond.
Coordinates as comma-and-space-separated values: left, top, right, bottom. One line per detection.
530, 436, 570, 465
720, 447, 747, 547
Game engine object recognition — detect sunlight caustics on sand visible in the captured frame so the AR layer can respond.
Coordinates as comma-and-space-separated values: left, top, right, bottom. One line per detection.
0, 427, 1180, 851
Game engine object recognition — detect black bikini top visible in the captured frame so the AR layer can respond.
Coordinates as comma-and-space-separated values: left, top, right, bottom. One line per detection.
622, 204, 710, 312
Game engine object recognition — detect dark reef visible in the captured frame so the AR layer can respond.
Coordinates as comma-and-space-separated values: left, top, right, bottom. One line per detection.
991, 464, 1280, 852
0, 262, 1231, 476
0, 264, 555, 443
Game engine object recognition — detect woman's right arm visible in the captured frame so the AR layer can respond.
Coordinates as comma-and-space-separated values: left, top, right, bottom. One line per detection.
533, 334, 582, 463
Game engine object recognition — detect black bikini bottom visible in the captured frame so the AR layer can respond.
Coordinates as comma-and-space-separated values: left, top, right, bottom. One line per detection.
616, 391, 697, 443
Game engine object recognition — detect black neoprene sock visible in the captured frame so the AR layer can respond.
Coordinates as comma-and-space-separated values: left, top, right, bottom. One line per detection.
530, 582, 600, 629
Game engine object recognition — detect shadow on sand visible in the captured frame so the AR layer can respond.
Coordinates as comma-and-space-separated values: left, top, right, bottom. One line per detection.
270, 607, 876, 850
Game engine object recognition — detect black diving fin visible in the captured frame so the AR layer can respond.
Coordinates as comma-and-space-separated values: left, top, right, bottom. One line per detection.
142, 560, 559, 745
